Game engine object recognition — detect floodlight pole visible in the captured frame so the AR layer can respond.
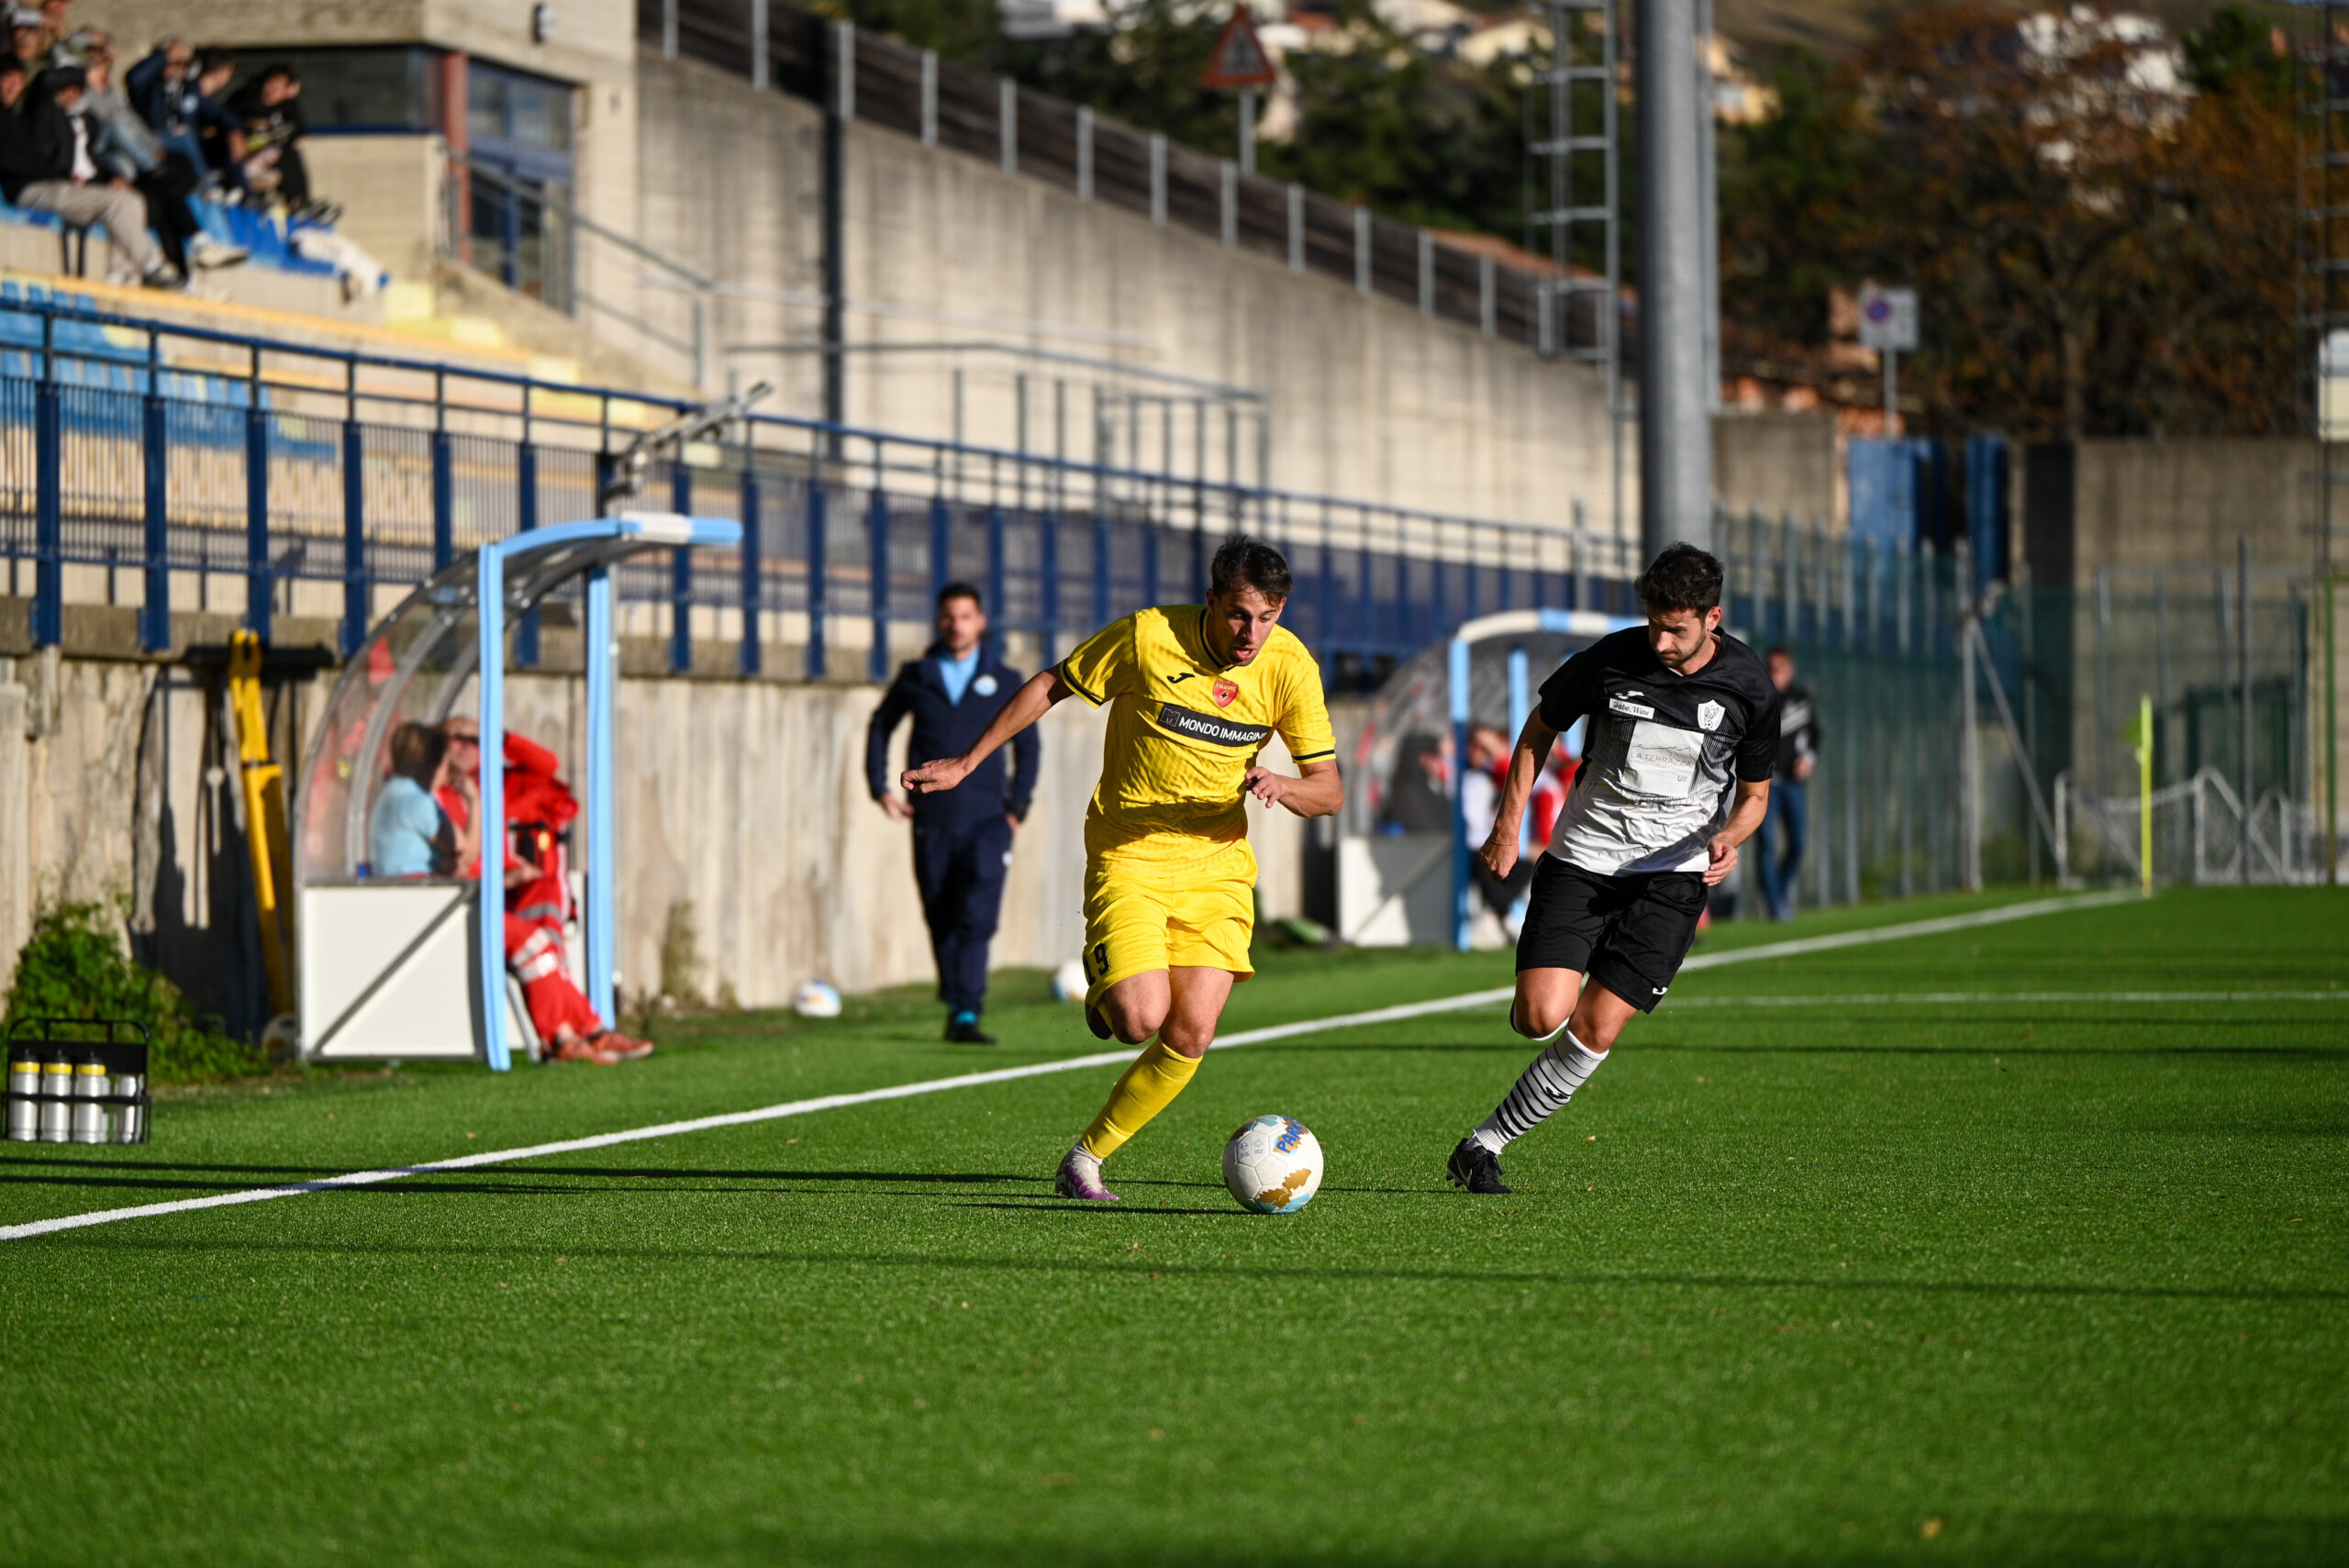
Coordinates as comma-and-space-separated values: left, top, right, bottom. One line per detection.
1636, 0, 1713, 555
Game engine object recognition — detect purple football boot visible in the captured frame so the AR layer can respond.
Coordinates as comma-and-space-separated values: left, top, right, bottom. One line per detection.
1054, 1149, 1119, 1202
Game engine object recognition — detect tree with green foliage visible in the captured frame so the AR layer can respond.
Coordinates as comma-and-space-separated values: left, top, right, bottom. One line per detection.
1719, 2, 2295, 439
2181, 1, 2295, 104
4, 902, 266, 1083
840, 0, 1535, 234
1718, 46, 1877, 350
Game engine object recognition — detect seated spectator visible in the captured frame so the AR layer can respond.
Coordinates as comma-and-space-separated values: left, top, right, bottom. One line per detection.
1461, 721, 1530, 932
29, 0, 64, 59
0, 60, 177, 289
369, 720, 473, 877
71, 32, 242, 279
227, 61, 331, 222
127, 40, 240, 189
7, 10, 44, 83
1378, 730, 1454, 834
439, 715, 655, 1066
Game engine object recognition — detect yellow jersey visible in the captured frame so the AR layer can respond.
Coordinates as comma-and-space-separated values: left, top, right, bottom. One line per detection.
1056, 605, 1337, 857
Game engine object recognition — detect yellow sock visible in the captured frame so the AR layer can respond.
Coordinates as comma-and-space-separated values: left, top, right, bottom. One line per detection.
1077, 1040, 1200, 1160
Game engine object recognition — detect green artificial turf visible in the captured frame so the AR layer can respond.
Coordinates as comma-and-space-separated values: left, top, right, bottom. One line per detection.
2, 886, 2344, 1566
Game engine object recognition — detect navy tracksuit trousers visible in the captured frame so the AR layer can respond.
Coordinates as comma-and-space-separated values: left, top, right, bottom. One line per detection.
912, 815, 1013, 1014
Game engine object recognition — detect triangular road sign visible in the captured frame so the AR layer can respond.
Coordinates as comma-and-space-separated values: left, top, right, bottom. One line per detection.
1202, 7, 1277, 89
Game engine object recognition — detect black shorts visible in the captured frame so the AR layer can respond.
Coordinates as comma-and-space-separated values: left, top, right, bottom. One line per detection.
1515, 857, 1707, 1013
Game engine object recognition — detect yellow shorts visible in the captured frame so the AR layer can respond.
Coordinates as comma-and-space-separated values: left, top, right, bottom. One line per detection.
1080, 838, 1257, 1005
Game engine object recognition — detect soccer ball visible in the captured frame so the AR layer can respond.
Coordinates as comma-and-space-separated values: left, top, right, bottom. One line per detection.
791, 980, 842, 1018
1221, 1115, 1324, 1214
1051, 957, 1088, 1003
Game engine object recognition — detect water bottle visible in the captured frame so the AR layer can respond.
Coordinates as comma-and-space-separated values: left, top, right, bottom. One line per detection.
71, 1052, 110, 1144
4, 1045, 38, 1141
113, 1069, 147, 1144
38, 1051, 73, 1142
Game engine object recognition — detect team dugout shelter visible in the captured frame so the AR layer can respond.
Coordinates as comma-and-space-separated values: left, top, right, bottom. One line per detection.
292, 515, 741, 1070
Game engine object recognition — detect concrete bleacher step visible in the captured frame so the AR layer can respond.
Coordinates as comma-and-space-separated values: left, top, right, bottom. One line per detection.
0, 215, 366, 324
0, 263, 586, 387
420, 260, 701, 399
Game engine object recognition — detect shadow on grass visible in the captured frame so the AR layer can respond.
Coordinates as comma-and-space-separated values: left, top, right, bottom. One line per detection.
950, 1201, 1241, 1217
1240, 1037, 2349, 1058
37, 1230, 2349, 1305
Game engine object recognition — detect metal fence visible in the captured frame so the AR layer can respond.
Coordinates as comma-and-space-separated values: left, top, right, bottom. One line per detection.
2043, 567, 2335, 885
1702, 511, 2341, 904
0, 289, 1642, 686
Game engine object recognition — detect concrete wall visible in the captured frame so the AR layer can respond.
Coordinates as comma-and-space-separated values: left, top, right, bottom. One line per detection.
0, 634, 1311, 1019
52, 2, 1629, 537
1713, 412, 1842, 529
633, 56, 1624, 532
304, 133, 447, 284
2025, 439, 2318, 581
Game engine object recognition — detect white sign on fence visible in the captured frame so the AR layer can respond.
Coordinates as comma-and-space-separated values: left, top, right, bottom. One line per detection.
1858, 285, 1919, 352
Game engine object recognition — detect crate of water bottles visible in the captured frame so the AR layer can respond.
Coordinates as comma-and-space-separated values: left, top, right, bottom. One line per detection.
4, 1020, 150, 1145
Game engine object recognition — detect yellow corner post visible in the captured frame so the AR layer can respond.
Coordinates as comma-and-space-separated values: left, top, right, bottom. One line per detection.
228, 630, 294, 1018
2130, 695, 2154, 896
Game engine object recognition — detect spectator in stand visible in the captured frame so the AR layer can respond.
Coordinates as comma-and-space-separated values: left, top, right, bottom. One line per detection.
127, 40, 240, 188
228, 61, 330, 221
28, 0, 64, 57
70, 30, 242, 279
0, 60, 178, 289
7, 10, 44, 83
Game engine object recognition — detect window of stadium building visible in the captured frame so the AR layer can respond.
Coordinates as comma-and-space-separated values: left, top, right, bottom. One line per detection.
231, 46, 444, 132
463, 62, 577, 307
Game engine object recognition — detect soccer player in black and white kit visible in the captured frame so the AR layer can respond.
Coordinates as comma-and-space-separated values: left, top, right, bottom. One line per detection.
1447, 543, 1778, 1194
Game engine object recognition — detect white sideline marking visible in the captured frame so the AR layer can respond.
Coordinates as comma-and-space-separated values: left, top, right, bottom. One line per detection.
0, 889, 2145, 1243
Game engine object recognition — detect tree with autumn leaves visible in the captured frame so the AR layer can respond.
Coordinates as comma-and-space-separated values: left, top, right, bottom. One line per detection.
1722, 2, 2296, 439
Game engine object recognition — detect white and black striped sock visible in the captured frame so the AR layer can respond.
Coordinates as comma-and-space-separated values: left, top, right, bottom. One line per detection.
1470, 1030, 1607, 1154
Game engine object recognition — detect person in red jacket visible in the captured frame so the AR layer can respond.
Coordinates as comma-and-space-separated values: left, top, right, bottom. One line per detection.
440, 717, 652, 1065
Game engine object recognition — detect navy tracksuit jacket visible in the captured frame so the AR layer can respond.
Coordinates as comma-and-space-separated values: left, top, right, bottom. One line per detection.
864, 644, 1040, 1014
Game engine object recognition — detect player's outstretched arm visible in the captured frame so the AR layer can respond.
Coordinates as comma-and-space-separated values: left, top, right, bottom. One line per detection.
1479, 712, 1558, 881
1242, 757, 1343, 818
1703, 778, 1771, 886
901, 667, 1068, 797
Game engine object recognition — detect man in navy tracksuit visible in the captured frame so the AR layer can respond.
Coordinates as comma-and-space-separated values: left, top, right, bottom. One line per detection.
866, 584, 1040, 1043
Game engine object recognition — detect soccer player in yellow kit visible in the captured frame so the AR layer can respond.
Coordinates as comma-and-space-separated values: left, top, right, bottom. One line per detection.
900, 536, 1343, 1201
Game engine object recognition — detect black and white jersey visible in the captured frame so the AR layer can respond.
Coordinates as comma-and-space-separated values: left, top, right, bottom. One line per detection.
1537, 628, 1779, 875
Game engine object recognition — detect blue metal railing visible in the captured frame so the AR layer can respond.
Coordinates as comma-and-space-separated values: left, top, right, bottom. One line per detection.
0, 288, 1642, 681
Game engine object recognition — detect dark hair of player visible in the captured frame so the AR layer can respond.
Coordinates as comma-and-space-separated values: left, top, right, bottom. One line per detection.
937, 581, 983, 612
1635, 542, 1724, 615
1765, 645, 1791, 661
1208, 535, 1293, 603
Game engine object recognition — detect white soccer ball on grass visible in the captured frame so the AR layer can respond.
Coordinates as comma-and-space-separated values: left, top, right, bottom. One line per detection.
791, 980, 842, 1018
1051, 957, 1088, 1003
1221, 1114, 1324, 1214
